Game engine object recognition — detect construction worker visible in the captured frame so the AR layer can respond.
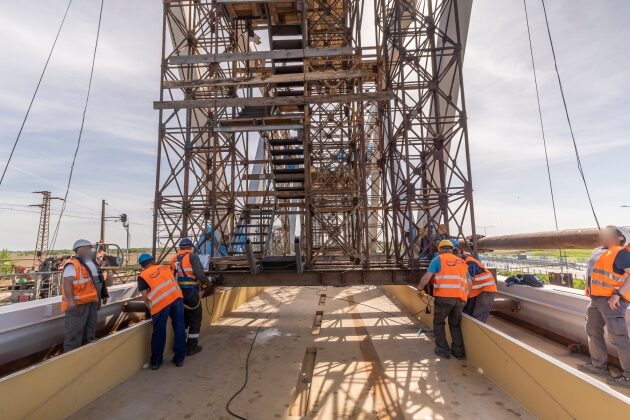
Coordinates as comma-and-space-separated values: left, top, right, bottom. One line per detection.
417, 239, 471, 359
462, 252, 497, 323
137, 254, 186, 369
170, 238, 210, 356
579, 226, 630, 388
61, 239, 109, 352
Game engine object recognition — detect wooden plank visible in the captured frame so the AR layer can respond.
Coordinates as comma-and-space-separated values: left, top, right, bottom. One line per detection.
163, 70, 370, 89
169, 47, 354, 65
154, 92, 393, 110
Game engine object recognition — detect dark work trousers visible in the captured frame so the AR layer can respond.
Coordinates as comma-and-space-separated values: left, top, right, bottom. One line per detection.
63, 302, 98, 352
182, 287, 203, 351
433, 297, 466, 357
151, 298, 186, 366
586, 296, 630, 378
464, 292, 496, 323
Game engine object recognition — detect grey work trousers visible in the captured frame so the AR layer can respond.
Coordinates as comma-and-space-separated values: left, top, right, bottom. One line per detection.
585, 296, 630, 377
464, 292, 496, 323
63, 302, 98, 352
433, 297, 466, 357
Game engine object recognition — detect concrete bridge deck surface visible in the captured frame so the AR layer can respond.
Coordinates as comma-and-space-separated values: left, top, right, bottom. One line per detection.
72, 286, 531, 419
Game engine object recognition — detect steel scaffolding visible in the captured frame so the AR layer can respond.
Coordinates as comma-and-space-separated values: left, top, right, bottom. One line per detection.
153, 0, 475, 284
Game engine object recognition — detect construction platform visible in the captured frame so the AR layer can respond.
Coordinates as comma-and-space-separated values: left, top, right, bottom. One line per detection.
71, 286, 530, 419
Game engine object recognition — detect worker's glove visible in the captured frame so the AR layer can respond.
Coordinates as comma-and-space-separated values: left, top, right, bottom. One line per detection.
417, 290, 427, 298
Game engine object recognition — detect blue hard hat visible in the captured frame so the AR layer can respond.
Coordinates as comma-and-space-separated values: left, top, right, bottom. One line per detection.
451, 239, 460, 248
138, 253, 154, 265
179, 238, 193, 247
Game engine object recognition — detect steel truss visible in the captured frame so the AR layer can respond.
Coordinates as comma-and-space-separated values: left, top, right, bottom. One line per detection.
153, 0, 475, 281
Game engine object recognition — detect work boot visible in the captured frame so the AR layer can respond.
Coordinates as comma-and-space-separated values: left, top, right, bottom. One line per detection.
607, 375, 630, 388
151, 364, 160, 370
577, 363, 609, 377
172, 358, 184, 368
434, 348, 450, 359
187, 344, 203, 356
451, 350, 466, 360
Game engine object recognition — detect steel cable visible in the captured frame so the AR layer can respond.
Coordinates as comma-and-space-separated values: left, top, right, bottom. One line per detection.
540, 0, 600, 229
0, 0, 74, 188
50, 0, 105, 249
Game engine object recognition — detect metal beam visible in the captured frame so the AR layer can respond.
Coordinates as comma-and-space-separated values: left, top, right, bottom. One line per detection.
154, 92, 393, 110
168, 47, 355, 65
213, 268, 422, 287
477, 227, 630, 250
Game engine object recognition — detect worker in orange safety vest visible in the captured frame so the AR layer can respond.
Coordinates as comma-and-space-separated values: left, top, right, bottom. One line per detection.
170, 238, 211, 356
418, 239, 472, 359
138, 253, 186, 370
462, 253, 497, 323
579, 226, 630, 388
61, 239, 109, 352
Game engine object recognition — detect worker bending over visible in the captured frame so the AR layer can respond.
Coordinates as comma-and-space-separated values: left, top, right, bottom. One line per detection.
61, 239, 109, 352
170, 238, 211, 356
418, 240, 471, 359
579, 226, 630, 388
137, 254, 186, 370
463, 252, 496, 323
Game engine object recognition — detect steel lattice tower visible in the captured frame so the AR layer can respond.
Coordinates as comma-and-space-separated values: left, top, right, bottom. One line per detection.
153, 0, 475, 285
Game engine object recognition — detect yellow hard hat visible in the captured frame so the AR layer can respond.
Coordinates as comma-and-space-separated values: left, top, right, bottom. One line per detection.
438, 239, 454, 249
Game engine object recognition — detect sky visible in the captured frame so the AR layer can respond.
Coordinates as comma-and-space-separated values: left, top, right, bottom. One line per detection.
0, 0, 628, 250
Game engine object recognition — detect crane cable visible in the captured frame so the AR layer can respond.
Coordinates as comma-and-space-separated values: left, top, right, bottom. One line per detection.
50, 0, 105, 249
0, 0, 74, 189
540, 0, 600, 229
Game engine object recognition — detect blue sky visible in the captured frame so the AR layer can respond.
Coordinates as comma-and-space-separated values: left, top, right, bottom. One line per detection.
0, 0, 628, 250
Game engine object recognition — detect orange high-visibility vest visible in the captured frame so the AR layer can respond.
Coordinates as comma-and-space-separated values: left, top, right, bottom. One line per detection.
140, 264, 183, 315
432, 253, 469, 301
61, 259, 99, 312
590, 246, 630, 301
170, 250, 196, 287
464, 255, 497, 298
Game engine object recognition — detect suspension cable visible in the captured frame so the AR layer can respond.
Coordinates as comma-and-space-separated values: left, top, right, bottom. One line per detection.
540, 0, 600, 229
0, 0, 74, 189
523, 0, 559, 232
50, 0, 105, 249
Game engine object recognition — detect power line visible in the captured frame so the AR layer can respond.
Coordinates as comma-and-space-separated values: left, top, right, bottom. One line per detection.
0, 0, 74, 188
0, 206, 99, 221
540, 0, 600, 229
523, 0, 559, 232
50, 0, 105, 249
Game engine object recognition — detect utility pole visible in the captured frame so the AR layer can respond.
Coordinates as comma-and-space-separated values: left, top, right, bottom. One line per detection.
100, 199, 106, 242
30, 191, 63, 269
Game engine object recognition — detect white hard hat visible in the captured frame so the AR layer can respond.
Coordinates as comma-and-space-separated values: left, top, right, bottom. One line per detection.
72, 239, 92, 251
617, 226, 630, 247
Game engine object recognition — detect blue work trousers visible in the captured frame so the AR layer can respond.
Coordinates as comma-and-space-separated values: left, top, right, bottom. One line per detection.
151, 298, 186, 366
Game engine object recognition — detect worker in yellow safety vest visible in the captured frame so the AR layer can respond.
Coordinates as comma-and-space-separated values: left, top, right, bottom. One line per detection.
418, 239, 472, 359
462, 253, 497, 323
138, 253, 186, 370
578, 226, 630, 388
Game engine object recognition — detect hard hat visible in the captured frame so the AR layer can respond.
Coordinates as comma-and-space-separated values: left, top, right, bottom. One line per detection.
179, 238, 193, 247
450, 239, 460, 248
437, 239, 454, 249
138, 253, 154, 265
72, 239, 92, 251
616, 226, 630, 246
